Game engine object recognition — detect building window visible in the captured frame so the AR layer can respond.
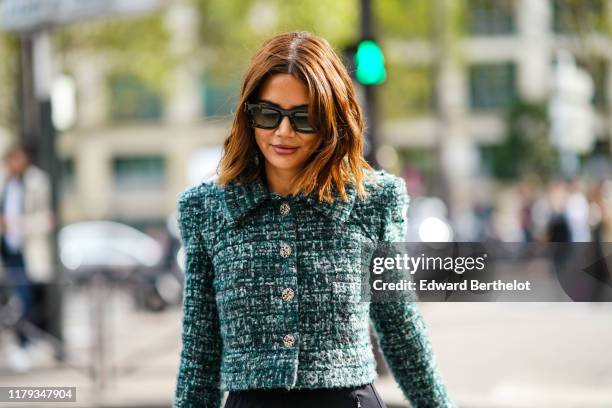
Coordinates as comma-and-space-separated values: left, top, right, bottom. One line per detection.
466, 0, 515, 35
109, 74, 163, 121
112, 156, 166, 190
201, 76, 239, 118
61, 158, 75, 193
469, 63, 516, 110
552, 0, 605, 34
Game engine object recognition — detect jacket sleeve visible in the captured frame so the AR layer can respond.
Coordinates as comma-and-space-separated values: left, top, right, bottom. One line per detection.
369, 176, 456, 408
173, 190, 223, 408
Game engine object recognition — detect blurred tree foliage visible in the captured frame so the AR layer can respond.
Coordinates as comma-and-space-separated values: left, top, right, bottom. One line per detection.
481, 100, 558, 181
55, 13, 171, 94
190, 0, 440, 118
3, 0, 453, 126
4, 0, 607, 138
552, 0, 607, 34
190, 0, 357, 86
0, 35, 20, 132
382, 65, 433, 119
374, 0, 434, 119
376, 0, 467, 120
374, 0, 431, 39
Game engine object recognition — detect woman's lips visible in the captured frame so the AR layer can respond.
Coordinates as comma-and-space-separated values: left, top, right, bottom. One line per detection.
272, 145, 299, 155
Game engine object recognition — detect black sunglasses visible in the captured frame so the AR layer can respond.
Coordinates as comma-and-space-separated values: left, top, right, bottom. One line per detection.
244, 102, 316, 133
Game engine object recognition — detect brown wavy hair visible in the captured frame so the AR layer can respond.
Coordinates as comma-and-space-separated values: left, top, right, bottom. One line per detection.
217, 31, 373, 203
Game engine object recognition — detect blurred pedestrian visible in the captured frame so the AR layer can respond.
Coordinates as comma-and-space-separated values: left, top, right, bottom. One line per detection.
588, 180, 612, 301
565, 178, 591, 242
517, 176, 539, 242
0, 144, 54, 372
546, 180, 571, 242
545, 179, 593, 300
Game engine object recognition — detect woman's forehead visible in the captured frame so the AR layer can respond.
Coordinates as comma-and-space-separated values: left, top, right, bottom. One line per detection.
258, 73, 309, 109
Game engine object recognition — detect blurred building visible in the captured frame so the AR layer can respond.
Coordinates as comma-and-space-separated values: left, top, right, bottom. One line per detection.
50, 0, 612, 227
57, 0, 229, 227
379, 0, 612, 216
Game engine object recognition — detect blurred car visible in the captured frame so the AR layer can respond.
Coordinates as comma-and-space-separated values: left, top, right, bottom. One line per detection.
58, 220, 182, 311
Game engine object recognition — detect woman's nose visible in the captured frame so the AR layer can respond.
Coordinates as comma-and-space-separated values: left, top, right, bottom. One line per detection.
275, 116, 295, 137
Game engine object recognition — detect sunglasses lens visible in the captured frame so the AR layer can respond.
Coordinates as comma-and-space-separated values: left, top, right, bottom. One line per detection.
252, 106, 280, 128
247, 104, 316, 133
292, 111, 314, 132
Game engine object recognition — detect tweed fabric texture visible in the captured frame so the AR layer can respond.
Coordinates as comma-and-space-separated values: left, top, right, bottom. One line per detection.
173, 169, 455, 408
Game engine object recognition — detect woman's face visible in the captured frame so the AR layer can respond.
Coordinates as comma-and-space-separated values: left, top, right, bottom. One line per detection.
253, 73, 321, 176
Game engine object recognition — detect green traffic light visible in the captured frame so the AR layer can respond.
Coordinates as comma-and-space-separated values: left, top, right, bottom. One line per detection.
355, 40, 386, 85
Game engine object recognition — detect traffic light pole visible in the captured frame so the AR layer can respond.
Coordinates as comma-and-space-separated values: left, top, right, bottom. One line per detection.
19, 36, 41, 149
360, 0, 379, 168
359, 0, 388, 379
363, 78, 379, 167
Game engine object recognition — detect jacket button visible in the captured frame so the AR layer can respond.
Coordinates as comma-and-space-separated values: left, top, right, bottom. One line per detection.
280, 203, 290, 215
281, 287, 294, 301
280, 243, 292, 258
282, 334, 295, 348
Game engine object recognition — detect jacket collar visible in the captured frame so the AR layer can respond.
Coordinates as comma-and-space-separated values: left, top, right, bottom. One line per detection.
221, 175, 357, 225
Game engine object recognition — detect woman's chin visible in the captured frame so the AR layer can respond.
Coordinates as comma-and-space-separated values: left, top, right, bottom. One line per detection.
264, 157, 304, 172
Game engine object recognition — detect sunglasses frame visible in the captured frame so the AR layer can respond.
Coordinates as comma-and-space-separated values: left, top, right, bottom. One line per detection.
244, 102, 316, 133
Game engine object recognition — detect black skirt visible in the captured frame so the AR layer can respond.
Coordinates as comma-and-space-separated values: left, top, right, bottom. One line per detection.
224, 383, 387, 408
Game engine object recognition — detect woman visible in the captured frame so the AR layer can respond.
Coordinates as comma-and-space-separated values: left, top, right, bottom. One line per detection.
174, 31, 455, 408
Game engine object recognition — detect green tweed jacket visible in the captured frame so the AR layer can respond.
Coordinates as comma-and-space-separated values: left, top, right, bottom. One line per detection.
173, 169, 455, 408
